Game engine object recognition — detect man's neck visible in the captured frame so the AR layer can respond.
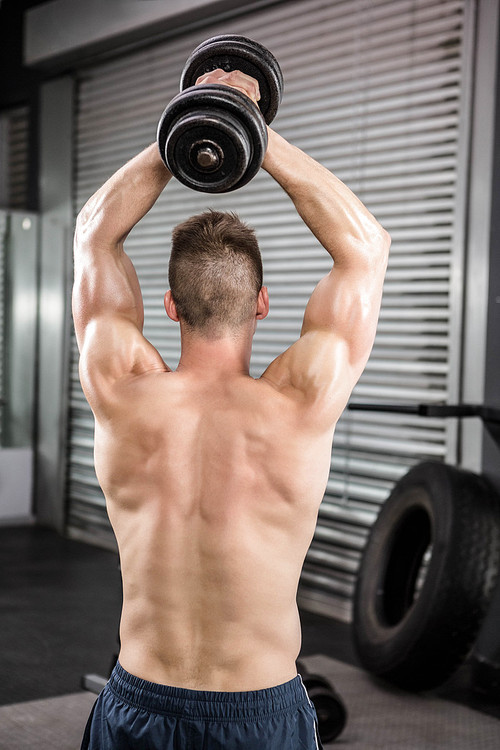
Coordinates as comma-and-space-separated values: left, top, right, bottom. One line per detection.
177, 328, 253, 377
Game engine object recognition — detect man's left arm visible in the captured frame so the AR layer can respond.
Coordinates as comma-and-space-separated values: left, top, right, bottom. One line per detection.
72, 144, 172, 415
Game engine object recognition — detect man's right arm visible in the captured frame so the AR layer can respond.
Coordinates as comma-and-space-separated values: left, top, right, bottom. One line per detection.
261, 128, 391, 428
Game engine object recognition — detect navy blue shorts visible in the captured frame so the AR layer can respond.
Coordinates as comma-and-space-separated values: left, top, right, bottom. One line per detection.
81, 661, 323, 749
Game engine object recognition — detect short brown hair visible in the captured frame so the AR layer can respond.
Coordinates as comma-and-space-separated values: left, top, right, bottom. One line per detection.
169, 210, 263, 336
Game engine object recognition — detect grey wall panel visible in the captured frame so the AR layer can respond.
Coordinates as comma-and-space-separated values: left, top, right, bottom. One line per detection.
1, 212, 38, 449
462, 0, 500, 474
68, 0, 470, 621
482, 6, 500, 493
25, 0, 286, 69
0, 211, 38, 523
0, 212, 6, 440
35, 78, 74, 532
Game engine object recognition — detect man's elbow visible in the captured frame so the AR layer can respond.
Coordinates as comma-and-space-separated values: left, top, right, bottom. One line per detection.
74, 202, 96, 246
371, 225, 391, 270
73, 206, 90, 258
356, 217, 391, 263
375, 224, 391, 254
75, 190, 111, 246
358, 223, 391, 269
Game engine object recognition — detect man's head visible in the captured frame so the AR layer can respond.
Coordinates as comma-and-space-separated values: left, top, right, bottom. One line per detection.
166, 210, 268, 337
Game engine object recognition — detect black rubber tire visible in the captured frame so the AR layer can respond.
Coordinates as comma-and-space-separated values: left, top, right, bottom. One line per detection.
353, 461, 500, 691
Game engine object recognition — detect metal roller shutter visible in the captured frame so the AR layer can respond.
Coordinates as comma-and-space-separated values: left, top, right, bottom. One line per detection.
68, 0, 471, 620
0, 107, 30, 211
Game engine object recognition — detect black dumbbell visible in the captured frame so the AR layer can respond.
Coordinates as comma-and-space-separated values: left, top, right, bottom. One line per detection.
157, 35, 283, 193
297, 661, 348, 743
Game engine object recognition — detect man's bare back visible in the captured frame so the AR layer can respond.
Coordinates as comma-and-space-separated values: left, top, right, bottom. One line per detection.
96, 365, 332, 691
74, 66, 389, 748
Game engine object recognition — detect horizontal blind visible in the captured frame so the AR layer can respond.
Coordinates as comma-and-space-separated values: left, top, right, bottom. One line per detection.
69, 0, 468, 619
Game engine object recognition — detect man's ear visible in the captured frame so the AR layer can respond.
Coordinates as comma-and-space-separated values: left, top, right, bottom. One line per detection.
164, 291, 180, 322
256, 286, 269, 320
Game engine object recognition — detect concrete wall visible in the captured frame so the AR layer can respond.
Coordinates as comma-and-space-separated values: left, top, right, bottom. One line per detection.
24, 0, 283, 68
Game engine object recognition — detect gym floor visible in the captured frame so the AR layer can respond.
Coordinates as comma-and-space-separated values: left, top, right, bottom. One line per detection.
1, 524, 499, 732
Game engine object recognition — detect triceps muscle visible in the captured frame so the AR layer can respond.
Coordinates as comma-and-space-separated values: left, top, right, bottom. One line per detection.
72, 239, 145, 351
302, 258, 385, 373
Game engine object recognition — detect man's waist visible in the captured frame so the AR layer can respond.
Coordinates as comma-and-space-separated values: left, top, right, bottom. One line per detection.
118, 638, 299, 693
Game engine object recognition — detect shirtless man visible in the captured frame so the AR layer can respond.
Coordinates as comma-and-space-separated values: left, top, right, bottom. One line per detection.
75, 69, 390, 750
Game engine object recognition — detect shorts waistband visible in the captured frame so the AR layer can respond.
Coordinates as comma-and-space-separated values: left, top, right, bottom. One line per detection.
108, 661, 308, 721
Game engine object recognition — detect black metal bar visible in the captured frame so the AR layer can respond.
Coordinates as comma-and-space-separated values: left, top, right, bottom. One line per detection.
348, 403, 421, 415
479, 406, 500, 425
348, 402, 500, 424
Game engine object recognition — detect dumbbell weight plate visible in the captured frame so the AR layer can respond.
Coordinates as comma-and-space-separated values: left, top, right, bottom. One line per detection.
180, 35, 283, 124
166, 112, 250, 192
157, 84, 268, 193
302, 674, 348, 743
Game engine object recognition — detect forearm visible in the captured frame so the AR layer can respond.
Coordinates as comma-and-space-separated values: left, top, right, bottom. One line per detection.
75, 143, 172, 248
262, 129, 389, 265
